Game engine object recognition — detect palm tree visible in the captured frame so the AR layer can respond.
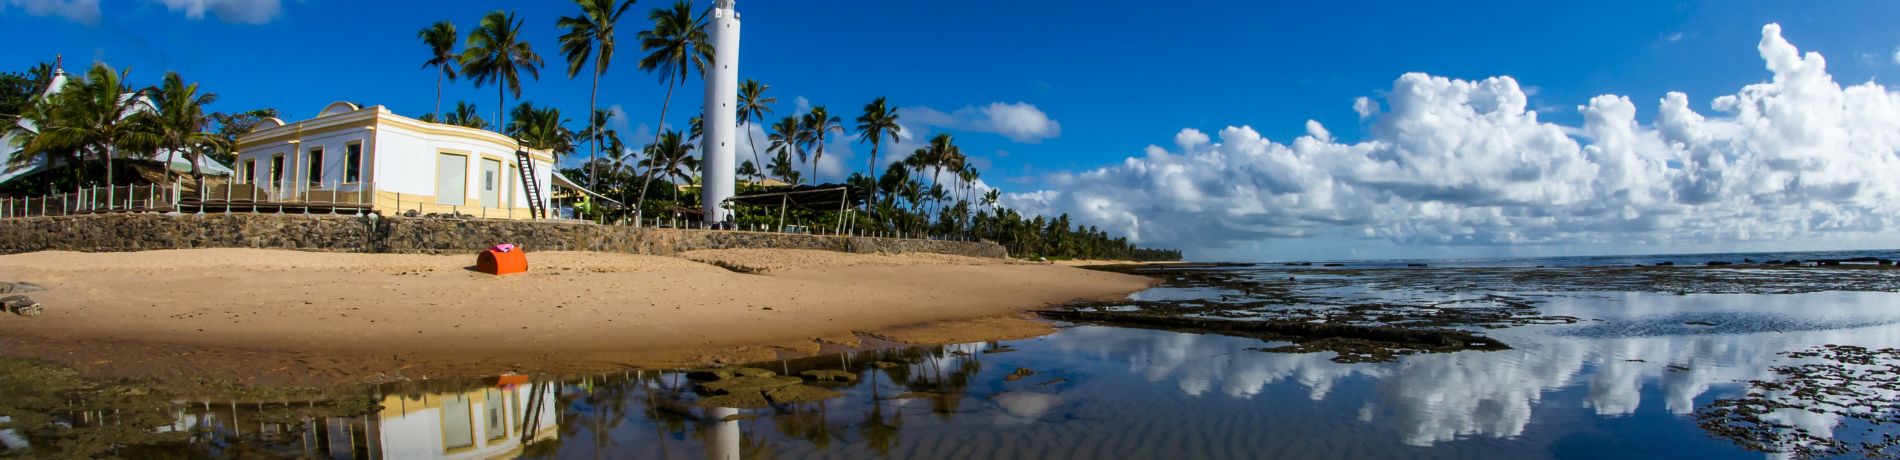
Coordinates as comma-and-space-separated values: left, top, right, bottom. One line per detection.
460, 10, 543, 133
558, 0, 637, 190
639, 130, 696, 202
444, 101, 488, 129
5, 96, 84, 188
508, 102, 576, 161
799, 105, 842, 183
737, 159, 759, 182
736, 79, 774, 183
911, 134, 960, 219
632, 0, 710, 217
766, 115, 802, 184
133, 72, 221, 185
31, 63, 144, 188
855, 97, 900, 206
634, 0, 710, 141
575, 108, 616, 188
418, 21, 459, 120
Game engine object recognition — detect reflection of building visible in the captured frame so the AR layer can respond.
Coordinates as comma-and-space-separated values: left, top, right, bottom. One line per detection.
376, 384, 559, 459
167, 382, 558, 459
232, 102, 564, 219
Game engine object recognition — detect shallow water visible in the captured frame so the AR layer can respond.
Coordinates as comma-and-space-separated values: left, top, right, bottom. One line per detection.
12, 263, 1900, 459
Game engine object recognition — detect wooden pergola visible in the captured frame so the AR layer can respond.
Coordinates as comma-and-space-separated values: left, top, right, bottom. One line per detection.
723, 184, 866, 233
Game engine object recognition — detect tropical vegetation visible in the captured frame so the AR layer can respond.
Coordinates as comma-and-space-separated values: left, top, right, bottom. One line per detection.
0, 5, 1180, 261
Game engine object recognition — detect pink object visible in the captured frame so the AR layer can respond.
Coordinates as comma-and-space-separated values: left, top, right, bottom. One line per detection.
490, 243, 517, 253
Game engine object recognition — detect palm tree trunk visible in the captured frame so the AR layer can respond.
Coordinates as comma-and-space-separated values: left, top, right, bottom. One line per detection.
103, 143, 113, 188
163, 142, 178, 185
189, 145, 203, 185
497, 85, 506, 134
587, 66, 601, 190
810, 146, 821, 184
867, 143, 880, 210
745, 124, 762, 183
434, 69, 444, 121
635, 80, 679, 221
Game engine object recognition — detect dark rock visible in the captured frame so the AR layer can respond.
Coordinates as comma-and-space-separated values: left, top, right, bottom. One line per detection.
799, 370, 857, 382
1705, 261, 1732, 267
2, 295, 39, 317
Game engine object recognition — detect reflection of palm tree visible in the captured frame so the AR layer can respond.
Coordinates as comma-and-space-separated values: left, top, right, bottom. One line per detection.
861, 352, 904, 457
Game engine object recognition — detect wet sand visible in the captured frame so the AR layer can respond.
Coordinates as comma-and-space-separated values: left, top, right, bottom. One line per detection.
0, 248, 1152, 386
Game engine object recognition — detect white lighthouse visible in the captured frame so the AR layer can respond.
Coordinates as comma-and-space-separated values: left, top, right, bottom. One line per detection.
701, 0, 741, 224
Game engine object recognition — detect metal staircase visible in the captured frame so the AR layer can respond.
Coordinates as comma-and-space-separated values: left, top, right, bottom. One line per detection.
515, 150, 547, 219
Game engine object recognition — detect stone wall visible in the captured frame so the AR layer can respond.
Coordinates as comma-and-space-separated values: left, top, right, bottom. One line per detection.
0, 213, 1010, 258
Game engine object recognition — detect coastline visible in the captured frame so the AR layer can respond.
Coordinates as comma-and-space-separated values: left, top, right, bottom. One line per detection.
0, 248, 1154, 386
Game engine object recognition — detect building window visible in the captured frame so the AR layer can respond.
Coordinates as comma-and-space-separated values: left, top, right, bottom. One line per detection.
344, 143, 362, 183
269, 155, 284, 185
242, 159, 256, 184
307, 147, 324, 185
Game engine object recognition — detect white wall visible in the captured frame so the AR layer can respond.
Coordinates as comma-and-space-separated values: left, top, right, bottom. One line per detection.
236, 109, 553, 213
374, 123, 552, 211
233, 126, 372, 198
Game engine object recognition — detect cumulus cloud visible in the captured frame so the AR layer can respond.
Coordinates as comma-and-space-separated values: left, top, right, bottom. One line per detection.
3, 0, 101, 24
155, 0, 282, 24
905, 102, 1062, 143
1012, 24, 1900, 257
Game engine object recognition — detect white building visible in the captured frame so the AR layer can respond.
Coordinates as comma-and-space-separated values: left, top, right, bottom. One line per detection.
233, 102, 556, 219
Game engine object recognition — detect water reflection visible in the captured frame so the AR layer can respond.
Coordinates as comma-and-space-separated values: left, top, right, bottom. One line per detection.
14, 292, 1900, 458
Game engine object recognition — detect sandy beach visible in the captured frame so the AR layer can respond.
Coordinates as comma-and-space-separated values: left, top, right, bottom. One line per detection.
0, 248, 1152, 386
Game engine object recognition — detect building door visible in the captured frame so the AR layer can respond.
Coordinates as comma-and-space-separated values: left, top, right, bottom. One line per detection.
480, 158, 502, 208
436, 153, 466, 206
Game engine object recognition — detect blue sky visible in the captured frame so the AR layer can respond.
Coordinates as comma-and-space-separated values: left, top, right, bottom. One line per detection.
6, 0, 1900, 260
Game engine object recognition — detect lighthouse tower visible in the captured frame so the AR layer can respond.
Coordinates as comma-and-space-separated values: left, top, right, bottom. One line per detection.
701, 0, 741, 224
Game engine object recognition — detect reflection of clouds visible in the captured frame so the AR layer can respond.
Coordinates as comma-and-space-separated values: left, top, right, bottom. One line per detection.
1052, 326, 1387, 400
1049, 291, 1900, 447
990, 392, 1063, 425
1378, 323, 1900, 446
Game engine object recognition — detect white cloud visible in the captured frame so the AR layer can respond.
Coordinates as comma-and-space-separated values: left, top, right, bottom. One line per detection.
1012, 24, 1900, 258
792, 96, 811, 116
4, 0, 100, 24
155, 0, 282, 24
1893, 48, 1900, 65
904, 102, 1062, 143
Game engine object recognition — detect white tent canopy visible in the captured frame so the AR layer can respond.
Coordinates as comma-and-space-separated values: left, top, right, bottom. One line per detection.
0, 65, 234, 187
